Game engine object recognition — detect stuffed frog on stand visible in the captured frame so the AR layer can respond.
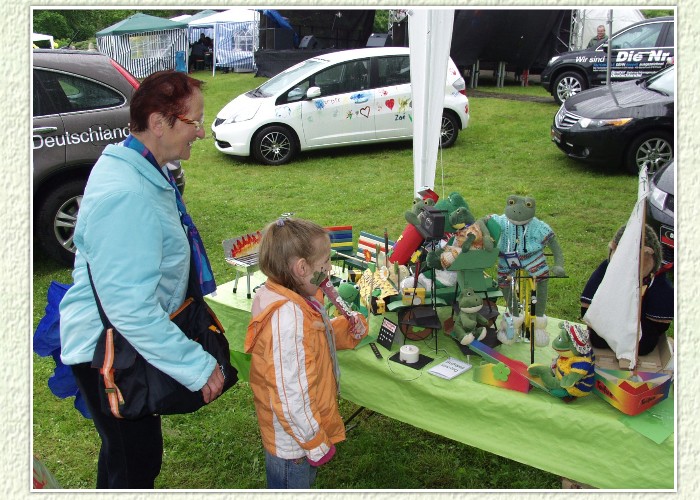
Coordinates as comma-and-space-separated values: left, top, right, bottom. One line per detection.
489, 195, 565, 347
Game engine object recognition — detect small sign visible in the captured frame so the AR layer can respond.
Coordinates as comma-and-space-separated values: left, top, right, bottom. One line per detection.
377, 317, 398, 351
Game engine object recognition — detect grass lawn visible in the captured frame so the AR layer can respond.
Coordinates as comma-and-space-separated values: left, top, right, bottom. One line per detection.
32, 68, 655, 489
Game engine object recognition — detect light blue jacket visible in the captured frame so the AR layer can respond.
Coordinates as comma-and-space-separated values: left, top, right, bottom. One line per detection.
59, 144, 215, 391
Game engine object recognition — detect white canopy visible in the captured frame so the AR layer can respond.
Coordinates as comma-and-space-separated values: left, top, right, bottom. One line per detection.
570, 8, 645, 50
187, 8, 258, 28
188, 8, 260, 75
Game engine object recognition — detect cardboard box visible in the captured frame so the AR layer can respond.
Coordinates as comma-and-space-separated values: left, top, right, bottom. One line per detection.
592, 336, 674, 416
592, 335, 674, 375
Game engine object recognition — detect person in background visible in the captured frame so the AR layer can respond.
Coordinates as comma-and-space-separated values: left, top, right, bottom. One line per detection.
581, 224, 673, 356
587, 25, 607, 48
245, 217, 368, 489
189, 38, 208, 72
59, 71, 222, 489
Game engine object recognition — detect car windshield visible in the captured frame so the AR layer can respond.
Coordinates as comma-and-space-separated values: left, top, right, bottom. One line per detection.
644, 66, 675, 97
255, 58, 326, 96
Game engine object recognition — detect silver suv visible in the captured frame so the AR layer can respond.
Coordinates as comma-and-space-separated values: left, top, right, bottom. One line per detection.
32, 49, 185, 266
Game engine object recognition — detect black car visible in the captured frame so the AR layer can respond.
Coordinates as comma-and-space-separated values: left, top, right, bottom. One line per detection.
550, 64, 674, 174
33, 49, 185, 266
647, 160, 674, 268
541, 16, 674, 105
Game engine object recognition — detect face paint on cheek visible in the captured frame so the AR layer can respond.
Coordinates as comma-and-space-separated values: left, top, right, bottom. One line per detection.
310, 270, 328, 286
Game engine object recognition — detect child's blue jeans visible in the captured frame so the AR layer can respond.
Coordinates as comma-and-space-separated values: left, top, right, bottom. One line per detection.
264, 450, 317, 489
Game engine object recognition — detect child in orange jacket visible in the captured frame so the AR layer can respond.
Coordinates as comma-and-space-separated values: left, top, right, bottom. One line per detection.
245, 217, 367, 488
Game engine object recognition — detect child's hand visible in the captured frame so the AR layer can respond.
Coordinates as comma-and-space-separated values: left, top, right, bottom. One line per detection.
350, 312, 366, 339
308, 444, 336, 467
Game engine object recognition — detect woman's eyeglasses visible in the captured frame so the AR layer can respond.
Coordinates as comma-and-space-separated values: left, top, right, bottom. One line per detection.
174, 114, 205, 131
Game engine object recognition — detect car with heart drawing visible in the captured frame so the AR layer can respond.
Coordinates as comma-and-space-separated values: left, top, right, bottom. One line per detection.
212, 46, 470, 165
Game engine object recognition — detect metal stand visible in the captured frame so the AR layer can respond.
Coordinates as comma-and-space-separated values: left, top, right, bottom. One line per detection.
469, 60, 480, 88
344, 406, 375, 432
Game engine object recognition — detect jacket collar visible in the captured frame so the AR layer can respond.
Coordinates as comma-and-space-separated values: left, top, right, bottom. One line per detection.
101, 143, 173, 191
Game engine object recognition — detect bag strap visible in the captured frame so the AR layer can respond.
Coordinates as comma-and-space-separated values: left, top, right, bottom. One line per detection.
86, 263, 114, 330
87, 246, 201, 330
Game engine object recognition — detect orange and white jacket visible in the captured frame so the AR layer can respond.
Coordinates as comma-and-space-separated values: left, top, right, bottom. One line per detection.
245, 281, 367, 462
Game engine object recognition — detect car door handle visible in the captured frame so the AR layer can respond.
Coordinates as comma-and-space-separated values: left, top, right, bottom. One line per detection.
33, 127, 58, 134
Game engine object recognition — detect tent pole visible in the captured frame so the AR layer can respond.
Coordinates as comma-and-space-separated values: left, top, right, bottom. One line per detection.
212, 23, 217, 76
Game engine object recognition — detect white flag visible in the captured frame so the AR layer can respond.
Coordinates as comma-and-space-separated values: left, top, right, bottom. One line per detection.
583, 165, 649, 368
583, 198, 645, 368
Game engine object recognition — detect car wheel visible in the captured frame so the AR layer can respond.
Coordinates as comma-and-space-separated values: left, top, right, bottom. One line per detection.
440, 111, 459, 148
625, 131, 673, 175
553, 71, 587, 105
36, 179, 86, 266
252, 125, 297, 165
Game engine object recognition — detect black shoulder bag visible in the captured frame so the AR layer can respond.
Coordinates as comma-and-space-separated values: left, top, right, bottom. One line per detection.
89, 258, 237, 420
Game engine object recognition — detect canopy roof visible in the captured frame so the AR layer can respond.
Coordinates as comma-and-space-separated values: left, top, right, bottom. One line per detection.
188, 8, 258, 27
96, 13, 188, 37
171, 10, 219, 24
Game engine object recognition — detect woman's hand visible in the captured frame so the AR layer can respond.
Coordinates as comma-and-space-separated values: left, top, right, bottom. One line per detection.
201, 364, 225, 403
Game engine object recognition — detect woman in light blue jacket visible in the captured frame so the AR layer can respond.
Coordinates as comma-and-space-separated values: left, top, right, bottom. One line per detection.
59, 71, 223, 489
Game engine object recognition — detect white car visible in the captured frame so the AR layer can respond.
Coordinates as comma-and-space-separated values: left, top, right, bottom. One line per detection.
212, 47, 470, 165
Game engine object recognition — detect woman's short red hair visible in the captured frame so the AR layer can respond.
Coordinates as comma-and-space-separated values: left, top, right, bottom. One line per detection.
130, 70, 204, 132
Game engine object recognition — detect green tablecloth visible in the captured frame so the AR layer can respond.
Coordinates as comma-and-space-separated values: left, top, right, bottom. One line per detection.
206, 277, 674, 489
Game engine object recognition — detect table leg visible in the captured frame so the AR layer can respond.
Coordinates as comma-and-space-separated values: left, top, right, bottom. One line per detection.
233, 270, 240, 294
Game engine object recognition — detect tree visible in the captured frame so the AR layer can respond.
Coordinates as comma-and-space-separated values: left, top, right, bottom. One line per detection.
33, 11, 71, 39
32, 9, 194, 43
373, 10, 390, 32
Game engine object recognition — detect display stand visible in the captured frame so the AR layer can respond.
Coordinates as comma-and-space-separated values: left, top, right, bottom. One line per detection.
399, 305, 441, 353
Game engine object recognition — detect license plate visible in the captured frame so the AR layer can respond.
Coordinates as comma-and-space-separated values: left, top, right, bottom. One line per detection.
551, 128, 561, 143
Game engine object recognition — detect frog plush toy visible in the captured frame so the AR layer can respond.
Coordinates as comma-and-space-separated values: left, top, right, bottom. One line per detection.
425, 205, 495, 271
434, 192, 469, 229
527, 321, 595, 398
489, 194, 565, 347
418, 193, 495, 290
451, 288, 489, 345
405, 196, 436, 227
325, 280, 361, 317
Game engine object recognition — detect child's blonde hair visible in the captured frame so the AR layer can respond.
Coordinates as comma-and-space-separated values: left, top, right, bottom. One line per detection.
258, 217, 330, 295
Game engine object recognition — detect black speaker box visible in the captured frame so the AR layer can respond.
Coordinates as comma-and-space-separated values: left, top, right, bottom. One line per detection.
265, 29, 294, 50
366, 33, 392, 47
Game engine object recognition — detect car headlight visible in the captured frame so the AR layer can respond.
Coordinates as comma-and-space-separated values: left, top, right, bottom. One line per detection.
548, 55, 560, 65
578, 117, 633, 128
222, 107, 259, 124
649, 184, 668, 211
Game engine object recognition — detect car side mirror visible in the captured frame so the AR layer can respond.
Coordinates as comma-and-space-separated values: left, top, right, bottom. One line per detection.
307, 86, 322, 99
